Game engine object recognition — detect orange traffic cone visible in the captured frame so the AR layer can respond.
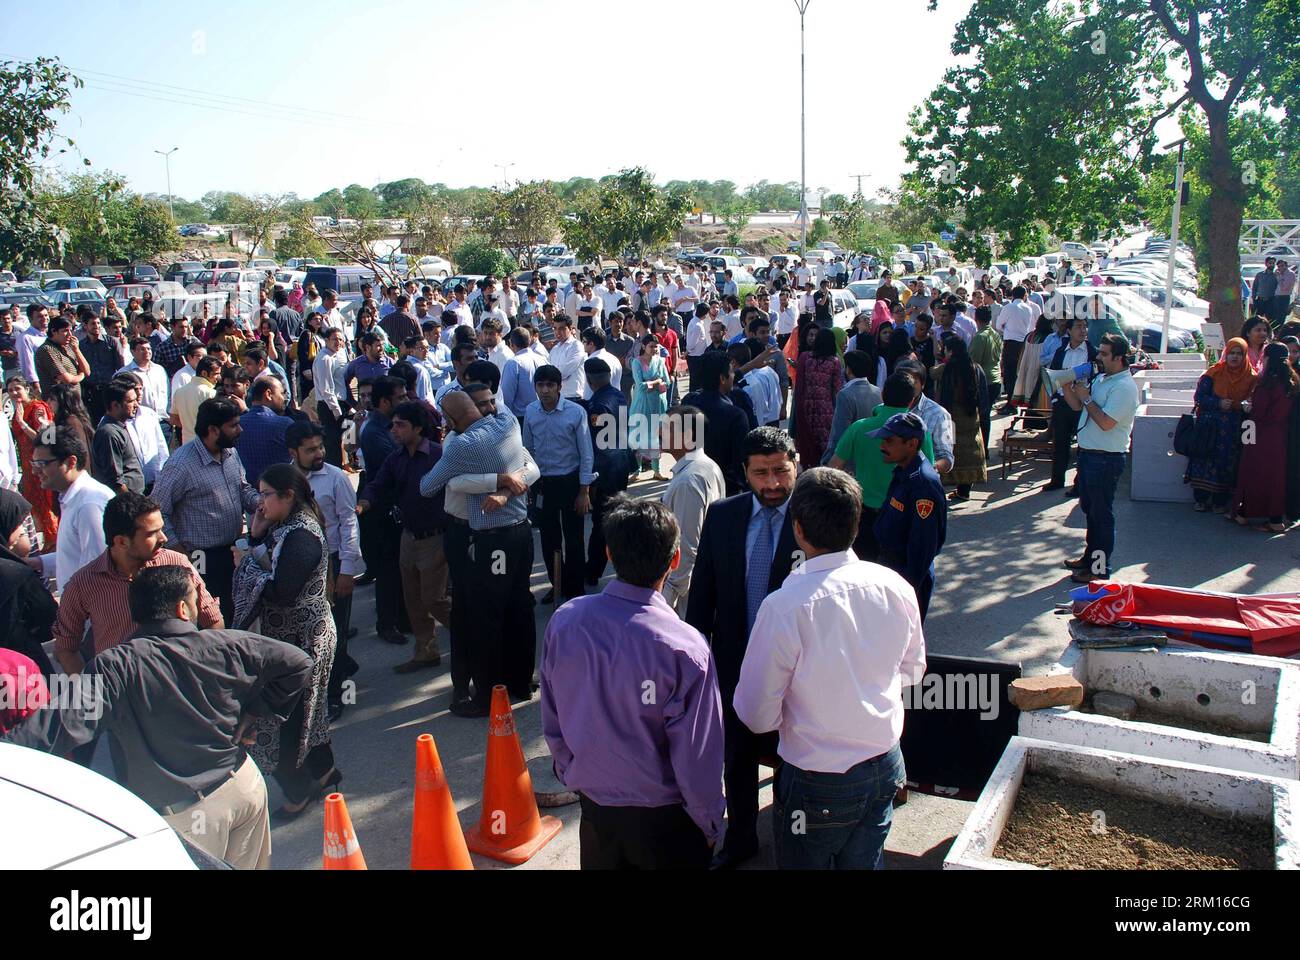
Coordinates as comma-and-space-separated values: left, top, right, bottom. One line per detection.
464, 685, 562, 864
322, 793, 367, 870
411, 733, 473, 870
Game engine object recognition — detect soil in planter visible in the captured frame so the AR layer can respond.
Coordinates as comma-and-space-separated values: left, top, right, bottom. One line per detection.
993, 773, 1274, 869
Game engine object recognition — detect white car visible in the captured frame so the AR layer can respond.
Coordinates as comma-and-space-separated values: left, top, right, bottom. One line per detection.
274, 269, 306, 289
709, 246, 750, 257
0, 742, 199, 869
1121, 285, 1210, 318
829, 288, 861, 329
393, 254, 452, 281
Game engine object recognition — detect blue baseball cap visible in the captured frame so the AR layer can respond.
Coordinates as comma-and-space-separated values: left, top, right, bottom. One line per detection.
867, 411, 927, 441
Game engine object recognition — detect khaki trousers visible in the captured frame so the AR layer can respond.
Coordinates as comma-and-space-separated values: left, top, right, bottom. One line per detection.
163, 755, 271, 870
400, 529, 452, 662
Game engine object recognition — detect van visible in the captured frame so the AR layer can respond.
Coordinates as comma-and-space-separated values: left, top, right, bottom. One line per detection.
303, 266, 378, 319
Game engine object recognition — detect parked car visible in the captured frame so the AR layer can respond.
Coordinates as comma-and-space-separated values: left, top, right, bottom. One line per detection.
303, 265, 378, 310
180, 223, 223, 239
848, 279, 887, 303
273, 270, 306, 290
107, 281, 189, 318
124, 263, 161, 283
81, 264, 126, 286
440, 274, 487, 296
1121, 285, 1210, 318
392, 254, 452, 281
1041, 287, 1196, 352
249, 258, 278, 272
203, 258, 242, 271
284, 258, 319, 271
0, 270, 17, 285
0, 290, 52, 310
828, 289, 861, 330
535, 244, 571, 265
709, 246, 750, 257
46, 289, 107, 312
45, 276, 106, 293
164, 261, 206, 285
25, 269, 70, 288
0, 741, 202, 869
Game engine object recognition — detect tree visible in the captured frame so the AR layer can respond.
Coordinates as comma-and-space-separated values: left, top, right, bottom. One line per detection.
452, 234, 517, 276
822, 193, 849, 213
313, 188, 347, 219
201, 191, 247, 223
47, 171, 175, 267
718, 197, 757, 246
408, 191, 473, 258
276, 211, 327, 262
914, 0, 1300, 338
377, 178, 432, 217
0, 57, 82, 272
229, 193, 292, 261
743, 181, 802, 211
311, 219, 401, 287
561, 168, 691, 262
342, 184, 378, 221
474, 181, 561, 269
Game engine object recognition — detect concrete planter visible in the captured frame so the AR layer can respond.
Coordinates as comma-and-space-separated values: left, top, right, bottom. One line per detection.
944, 737, 1299, 870
1131, 404, 1194, 502
1023, 646, 1300, 778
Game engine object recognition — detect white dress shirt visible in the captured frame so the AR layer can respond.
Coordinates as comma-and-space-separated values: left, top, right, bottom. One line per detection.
660, 448, 727, 616
0, 413, 18, 489
547, 337, 586, 399
487, 340, 513, 402
312, 347, 349, 418
734, 550, 926, 773
170, 363, 197, 407
722, 310, 744, 341
773, 303, 799, 336
582, 349, 622, 400
40, 470, 115, 590
996, 300, 1035, 342
741, 365, 782, 425
18, 326, 47, 383
119, 360, 170, 415
596, 286, 623, 317
126, 405, 170, 485
306, 462, 365, 577
685, 317, 708, 357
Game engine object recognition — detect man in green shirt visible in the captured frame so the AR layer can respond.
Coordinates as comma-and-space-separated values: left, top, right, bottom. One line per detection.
828, 371, 934, 561
969, 304, 1003, 450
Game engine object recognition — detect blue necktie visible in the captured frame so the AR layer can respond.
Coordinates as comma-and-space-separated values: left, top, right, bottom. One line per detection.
746, 507, 778, 633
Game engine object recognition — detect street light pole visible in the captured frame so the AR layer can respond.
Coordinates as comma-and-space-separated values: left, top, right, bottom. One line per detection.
1161, 139, 1186, 355
795, 0, 811, 254
495, 162, 515, 189
154, 147, 178, 223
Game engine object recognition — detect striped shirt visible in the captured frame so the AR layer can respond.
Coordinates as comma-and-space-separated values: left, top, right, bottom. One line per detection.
53, 548, 222, 657
419, 412, 530, 530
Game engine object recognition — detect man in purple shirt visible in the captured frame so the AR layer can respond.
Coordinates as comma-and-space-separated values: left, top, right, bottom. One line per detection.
344, 332, 392, 407
541, 496, 725, 869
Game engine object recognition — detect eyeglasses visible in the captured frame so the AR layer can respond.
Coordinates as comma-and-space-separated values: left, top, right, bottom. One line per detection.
31, 457, 60, 468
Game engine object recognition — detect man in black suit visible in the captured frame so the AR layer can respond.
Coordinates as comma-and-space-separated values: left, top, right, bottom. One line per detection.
685, 426, 799, 869
682, 351, 751, 496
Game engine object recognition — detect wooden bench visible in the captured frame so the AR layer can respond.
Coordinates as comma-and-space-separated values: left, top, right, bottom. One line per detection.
1000, 408, 1054, 480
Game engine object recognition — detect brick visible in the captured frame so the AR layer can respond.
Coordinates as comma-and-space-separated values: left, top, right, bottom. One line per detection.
1092, 690, 1139, 720
1008, 675, 1085, 711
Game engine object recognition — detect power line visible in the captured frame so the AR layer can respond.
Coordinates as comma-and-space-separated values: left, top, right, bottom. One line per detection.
1, 54, 380, 125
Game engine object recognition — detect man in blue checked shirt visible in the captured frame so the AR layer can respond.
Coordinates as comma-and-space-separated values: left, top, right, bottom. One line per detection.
419, 390, 536, 718
500, 327, 544, 421
523, 364, 595, 604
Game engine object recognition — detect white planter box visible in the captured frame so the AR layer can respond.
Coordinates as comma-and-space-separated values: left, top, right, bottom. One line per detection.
1130, 408, 1194, 502
1028, 645, 1300, 777
944, 737, 1299, 870
1151, 355, 1207, 372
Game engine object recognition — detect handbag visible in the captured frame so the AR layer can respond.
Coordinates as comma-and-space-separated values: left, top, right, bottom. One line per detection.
1173, 411, 1215, 459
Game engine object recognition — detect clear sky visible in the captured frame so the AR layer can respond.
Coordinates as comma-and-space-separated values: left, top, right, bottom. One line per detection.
5, 0, 976, 201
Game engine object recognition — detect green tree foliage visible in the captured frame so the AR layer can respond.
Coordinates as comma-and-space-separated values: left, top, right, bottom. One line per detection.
452, 234, 517, 276
743, 180, 803, 211
201, 191, 248, 223
718, 196, 757, 246
473, 181, 561, 269
313, 189, 347, 219
376, 178, 433, 217
229, 193, 292, 261
0, 57, 82, 271
913, 0, 1300, 336
46, 171, 175, 267
276, 211, 328, 262
341, 184, 379, 221
561, 168, 690, 262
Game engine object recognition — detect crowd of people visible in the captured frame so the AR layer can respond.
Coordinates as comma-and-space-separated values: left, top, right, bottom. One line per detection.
0, 245, 1295, 872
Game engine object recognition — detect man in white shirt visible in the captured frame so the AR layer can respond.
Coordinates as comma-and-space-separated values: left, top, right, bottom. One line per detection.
659, 406, 727, 616
684, 302, 710, 393
671, 276, 698, 335
596, 275, 623, 318
447, 285, 474, 330
734, 467, 924, 870
479, 317, 513, 403
312, 327, 351, 466
18, 303, 50, 383
793, 259, 811, 288
579, 327, 622, 401
169, 341, 206, 399
732, 344, 783, 427
28, 426, 115, 590
118, 338, 170, 421
994, 285, 1036, 412
547, 314, 586, 400
772, 290, 799, 343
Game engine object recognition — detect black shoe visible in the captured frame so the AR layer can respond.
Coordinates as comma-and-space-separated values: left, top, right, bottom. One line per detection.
1043, 482, 1065, 491
449, 698, 489, 719
1065, 486, 1080, 498
393, 656, 441, 674
710, 845, 758, 870
584, 575, 600, 587
327, 699, 345, 722
346, 626, 359, 640
540, 589, 555, 604
378, 627, 408, 645
508, 688, 533, 703
354, 573, 376, 587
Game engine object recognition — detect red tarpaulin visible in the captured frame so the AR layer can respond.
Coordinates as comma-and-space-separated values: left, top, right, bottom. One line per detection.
1074, 582, 1300, 657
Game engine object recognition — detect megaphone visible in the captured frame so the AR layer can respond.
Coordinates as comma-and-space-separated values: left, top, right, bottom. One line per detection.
1043, 361, 1095, 392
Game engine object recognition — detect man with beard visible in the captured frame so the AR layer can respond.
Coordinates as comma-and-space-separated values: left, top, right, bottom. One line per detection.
150, 398, 261, 624
685, 426, 799, 869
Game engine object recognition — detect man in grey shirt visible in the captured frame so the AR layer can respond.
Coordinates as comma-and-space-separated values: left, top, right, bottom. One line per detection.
91, 379, 146, 494
823, 350, 884, 464
5, 566, 312, 869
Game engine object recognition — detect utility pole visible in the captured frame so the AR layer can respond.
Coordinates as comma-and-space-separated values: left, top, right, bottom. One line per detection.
795, 0, 811, 254
1161, 139, 1186, 355
850, 173, 870, 199
154, 147, 178, 223
495, 162, 515, 189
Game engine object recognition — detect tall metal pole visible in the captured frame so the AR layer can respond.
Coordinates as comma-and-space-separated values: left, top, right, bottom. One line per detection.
796, 0, 810, 254
1161, 140, 1186, 355
155, 147, 178, 223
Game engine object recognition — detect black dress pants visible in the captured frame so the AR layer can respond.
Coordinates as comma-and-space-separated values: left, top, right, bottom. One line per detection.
275, 694, 335, 805
317, 401, 345, 467
585, 481, 627, 583
358, 507, 404, 632
578, 794, 711, 870
326, 552, 357, 704
465, 520, 535, 706
1050, 399, 1078, 487
853, 506, 880, 561
194, 542, 236, 627
537, 472, 586, 599
720, 699, 778, 858
442, 519, 473, 699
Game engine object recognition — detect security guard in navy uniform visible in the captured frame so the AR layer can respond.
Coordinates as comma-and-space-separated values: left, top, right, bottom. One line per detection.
870, 412, 947, 620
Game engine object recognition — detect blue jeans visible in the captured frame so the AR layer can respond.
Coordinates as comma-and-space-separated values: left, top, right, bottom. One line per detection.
1076, 448, 1126, 576
772, 744, 905, 870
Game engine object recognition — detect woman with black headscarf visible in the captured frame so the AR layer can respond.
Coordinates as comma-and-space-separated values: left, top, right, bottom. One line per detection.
0, 488, 58, 676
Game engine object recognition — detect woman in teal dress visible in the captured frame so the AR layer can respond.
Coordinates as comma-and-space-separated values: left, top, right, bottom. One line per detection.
630, 333, 670, 480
